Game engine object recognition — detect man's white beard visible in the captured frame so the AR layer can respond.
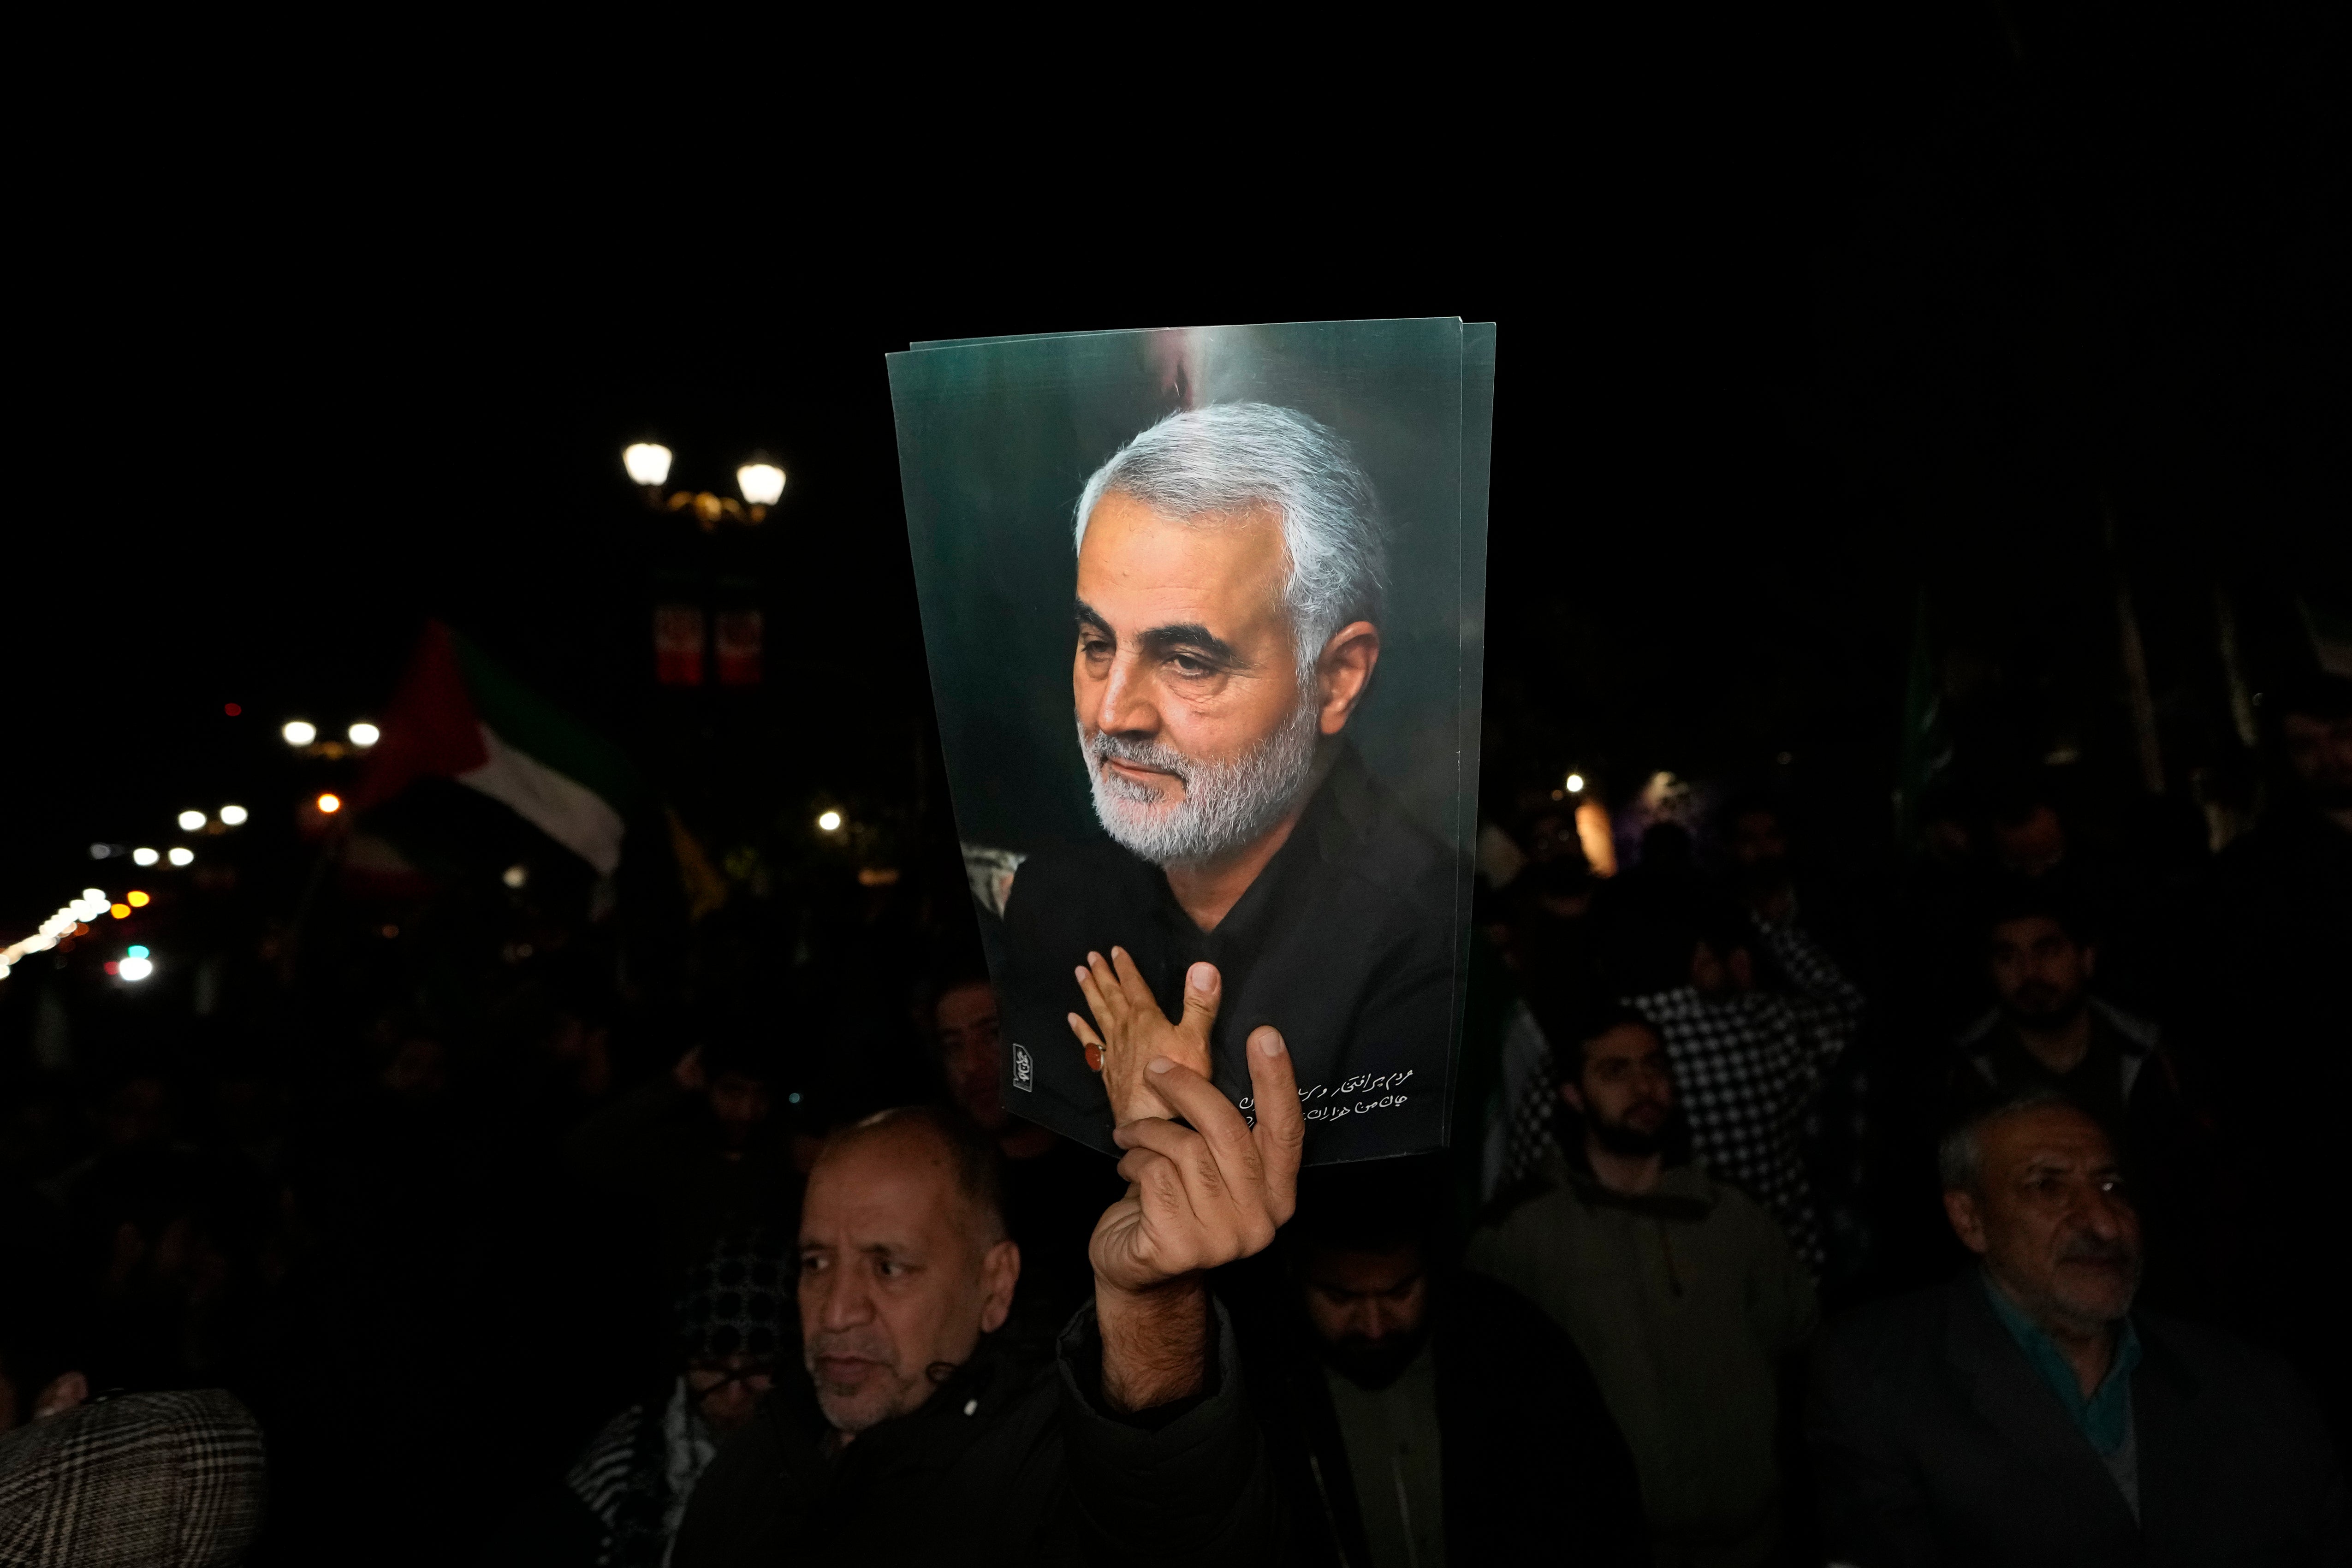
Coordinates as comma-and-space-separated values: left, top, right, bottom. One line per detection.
1081, 701, 1322, 868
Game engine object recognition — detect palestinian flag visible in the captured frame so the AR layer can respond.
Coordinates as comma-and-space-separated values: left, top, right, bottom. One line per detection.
352, 621, 639, 876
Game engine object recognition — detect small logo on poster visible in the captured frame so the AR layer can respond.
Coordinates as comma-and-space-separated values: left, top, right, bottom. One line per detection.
1012, 1044, 1034, 1091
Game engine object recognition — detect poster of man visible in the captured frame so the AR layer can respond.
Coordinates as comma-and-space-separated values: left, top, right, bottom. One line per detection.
890, 320, 1494, 1164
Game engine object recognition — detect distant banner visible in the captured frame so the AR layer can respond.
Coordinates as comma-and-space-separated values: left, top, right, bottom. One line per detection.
890, 321, 1495, 1164
653, 604, 705, 687
714, 609, 763, 687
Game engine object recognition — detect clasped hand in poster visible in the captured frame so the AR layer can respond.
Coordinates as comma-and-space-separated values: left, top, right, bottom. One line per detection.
1068, 949, 1218, 1123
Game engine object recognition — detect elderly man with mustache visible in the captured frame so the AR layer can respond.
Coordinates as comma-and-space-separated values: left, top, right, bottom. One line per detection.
671, 1031, 1303, 1567
1808, 1091, 2346, 1564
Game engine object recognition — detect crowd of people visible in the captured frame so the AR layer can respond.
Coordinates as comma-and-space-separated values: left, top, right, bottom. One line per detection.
2, 670, 2347, 1566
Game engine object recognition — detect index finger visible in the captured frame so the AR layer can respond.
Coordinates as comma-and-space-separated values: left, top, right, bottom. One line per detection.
1242, 1026, 1302, 1223
1135, 1056, 1259, 1188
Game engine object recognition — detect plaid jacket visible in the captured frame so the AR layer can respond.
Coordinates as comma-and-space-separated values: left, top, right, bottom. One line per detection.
1629, 914, 1863, 1270
0, 1388, 266, 1568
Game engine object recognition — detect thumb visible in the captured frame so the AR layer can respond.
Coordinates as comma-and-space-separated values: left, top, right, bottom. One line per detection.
1178, 962, 1222, 1042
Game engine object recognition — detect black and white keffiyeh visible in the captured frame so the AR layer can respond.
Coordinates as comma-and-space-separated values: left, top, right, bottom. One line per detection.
565, 1378, 718, 1568
564, 1231, 790, 1566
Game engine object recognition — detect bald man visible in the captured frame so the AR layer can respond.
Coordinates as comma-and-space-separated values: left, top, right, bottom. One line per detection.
674, 1029, 1303, 1566
1809, 1092, 2345, 1563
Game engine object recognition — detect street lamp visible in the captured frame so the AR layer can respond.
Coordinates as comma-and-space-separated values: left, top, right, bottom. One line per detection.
625, 443, 787, 528
623, 442, 674, 489
736, 456, 786, 508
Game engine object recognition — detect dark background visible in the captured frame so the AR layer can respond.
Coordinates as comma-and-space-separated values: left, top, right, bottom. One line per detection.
6, 1, 2342, 938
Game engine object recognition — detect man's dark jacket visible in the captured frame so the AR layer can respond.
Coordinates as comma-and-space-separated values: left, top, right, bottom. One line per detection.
1002, 746, 1458, 1164
670, 1300, 1278, 1568
1808, 1272, 2348, 1565
1241, 1269, 1648, 1566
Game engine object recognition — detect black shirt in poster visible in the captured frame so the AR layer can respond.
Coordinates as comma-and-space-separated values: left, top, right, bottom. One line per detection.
998, 748, 1464, 1164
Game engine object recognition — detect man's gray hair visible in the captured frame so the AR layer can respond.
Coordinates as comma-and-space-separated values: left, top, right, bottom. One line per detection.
1937, 1087, 2079, 1193
1073, 403, 1387, 676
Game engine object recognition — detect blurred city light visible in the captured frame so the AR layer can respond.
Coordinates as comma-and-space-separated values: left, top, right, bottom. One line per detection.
219, 804, 249, 826
132, 847, 160, 867
224, 702, 242, 717
178, 809, 207, 832
128, 944, 149, 958
817, 810, 843, 833
127, 891, 149, 907
168, 848, 195, 867
118, 955, 153, 982
89, 844, 111, 860
1565, 772, 1587, 794
110, 903, 130, 919
316, 793, 342, 814
1577, 799, 1619, 878
502, 864, 529, 890
623, 443, 674, 487
283, 719, 317, 747
737, 461, 786, 507
83, 888, 105, 902
348, 722, 380, 748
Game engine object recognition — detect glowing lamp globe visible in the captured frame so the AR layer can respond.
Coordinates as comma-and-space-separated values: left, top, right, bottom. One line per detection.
624, 443, 674, 487
737, 461, 786, 507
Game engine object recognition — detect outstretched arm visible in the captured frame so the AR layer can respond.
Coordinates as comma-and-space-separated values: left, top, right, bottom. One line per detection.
1754, 909, 1865, 1065
1088, 1024, 1303, 1410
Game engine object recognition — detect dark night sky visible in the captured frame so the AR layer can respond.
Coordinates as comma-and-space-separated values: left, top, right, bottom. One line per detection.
6, 0, 2343, 932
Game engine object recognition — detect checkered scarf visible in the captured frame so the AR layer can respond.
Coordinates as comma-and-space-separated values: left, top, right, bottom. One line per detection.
0, 1389, 266, 1567
561, 1233, 791, 1567
673, 1231, 791, 1363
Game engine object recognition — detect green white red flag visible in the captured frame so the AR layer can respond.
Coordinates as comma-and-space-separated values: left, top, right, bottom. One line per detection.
352, 621, 638, 875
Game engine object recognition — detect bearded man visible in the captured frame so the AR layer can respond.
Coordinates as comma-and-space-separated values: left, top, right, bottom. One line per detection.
1468, 1007, 1817, 1567
1948, 884, 2211, 1311
998, 402, 1457, 1160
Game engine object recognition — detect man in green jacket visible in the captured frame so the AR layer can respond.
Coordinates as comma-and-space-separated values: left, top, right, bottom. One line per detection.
1468, 1005, 1816, 1568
